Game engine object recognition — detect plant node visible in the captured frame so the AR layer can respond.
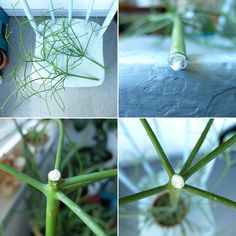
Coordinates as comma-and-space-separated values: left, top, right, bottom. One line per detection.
171, 174, 185, 189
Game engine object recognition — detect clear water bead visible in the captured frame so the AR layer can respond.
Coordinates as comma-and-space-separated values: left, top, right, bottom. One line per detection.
168, 53, 188, 71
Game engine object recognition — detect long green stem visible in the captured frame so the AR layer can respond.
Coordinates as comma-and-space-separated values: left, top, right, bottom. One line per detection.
182, 134, 236, 180
54, 119, 64, 171
56, 192, 107, 236
184, 185, 236, 209
0, 164, 46, 194
62, 169, 117, 187
180, 119, 214, 174
62, 180, 96, 195
140, 119, 175, 178
169, 187, 181, 206
170, 14, 186, 56
45, 180, 60, 236
168, 14, 188, 71
119, 184, 169, 206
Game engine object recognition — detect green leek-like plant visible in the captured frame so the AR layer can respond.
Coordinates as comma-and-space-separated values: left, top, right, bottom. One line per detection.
1, 7, 107, 114
120, 119, 236, 213
0, 119, 117, 236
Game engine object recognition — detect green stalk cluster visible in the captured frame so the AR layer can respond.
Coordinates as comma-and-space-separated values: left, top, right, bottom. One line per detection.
120, 119, 236, 215
1, 12, 107, 114
0, 119, 117, 236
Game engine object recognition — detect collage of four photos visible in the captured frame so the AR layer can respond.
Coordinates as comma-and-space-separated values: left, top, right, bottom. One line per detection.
0, 0, 236, 236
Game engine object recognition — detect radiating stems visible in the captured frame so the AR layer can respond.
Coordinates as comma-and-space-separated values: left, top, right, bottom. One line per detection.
184, 185, 236, 209
56, 192, 107, 236
182, 133, 236, 180
180, 119, 214, 174
140, 119, 175, 178
45, 180, 60, 236
119, 184, 169, 206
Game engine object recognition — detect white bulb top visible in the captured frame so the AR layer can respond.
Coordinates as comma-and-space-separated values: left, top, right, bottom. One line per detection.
168, 53, 188, 71
171, 174, 185, 189
48, 169, 61, 182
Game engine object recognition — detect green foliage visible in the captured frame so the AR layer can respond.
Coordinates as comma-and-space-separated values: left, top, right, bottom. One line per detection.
0, 119, 117, 236
1, 8, 107, 114
120, 119, 236, 228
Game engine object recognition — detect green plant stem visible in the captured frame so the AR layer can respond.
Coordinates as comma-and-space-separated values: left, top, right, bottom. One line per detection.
0, 221, 3, 236
13, 120, 43, 181
0, 164, 46, 194
180, 119, 214, 174
62, 169, 117, 187
54, 119, 64, 171
45, 180, 60, 236
56, 192, 107, 236
61, 140, 82, 169
170, 14, 186, 56
140, 119, 175, 178
182, 134, 236, 180
62, 180, 97, 194
184, 185, 236, 209
119, 184, 169, 206
169, 187, 181, 206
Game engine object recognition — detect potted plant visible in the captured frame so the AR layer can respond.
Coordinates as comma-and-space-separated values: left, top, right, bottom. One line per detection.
0, 119, 117, 236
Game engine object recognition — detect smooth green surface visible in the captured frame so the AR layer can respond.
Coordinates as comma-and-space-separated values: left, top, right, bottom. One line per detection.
0, 164, 46, 194
54, 119, 64, 171
120, 184, 169, 206
56, 192, 107, 236
184, 185, 236, 209
62, 169, 117, 187
183, 133, 236, 180
140, 119, 175, 178
45, 181, 60, 236
180, 119, 214, 174
169, 14, 186, 56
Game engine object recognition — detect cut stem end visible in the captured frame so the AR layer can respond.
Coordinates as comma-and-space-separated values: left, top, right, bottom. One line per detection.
48, 169, 61, 182
168, 53, 188, 71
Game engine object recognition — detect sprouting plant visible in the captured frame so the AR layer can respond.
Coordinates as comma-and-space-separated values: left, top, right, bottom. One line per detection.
0, 119, 117, 236
0, 5, 108, 115
120, 119, 236, 230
